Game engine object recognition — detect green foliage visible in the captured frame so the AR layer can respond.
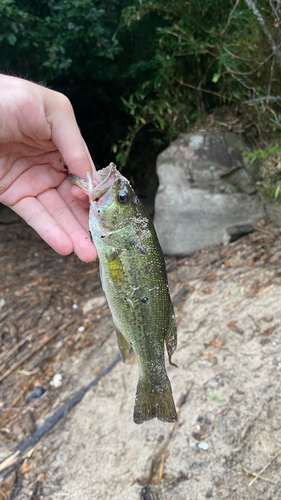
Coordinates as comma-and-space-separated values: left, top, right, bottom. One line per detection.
115, 0, 281, 165
0, 0, 126, 167
244, 143, 281, 165
1, 0, 281, 179
244, 142, 281, 202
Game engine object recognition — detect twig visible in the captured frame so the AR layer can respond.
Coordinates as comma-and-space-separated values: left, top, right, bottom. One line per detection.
249, 448, 281, 486
243, 467, 278, 484
243, 95, 281, 104
269, 0, 280, 21
158, 451, 169, 487
0, 319, 75, 383
221, 0, 240, 35
0, 329, 46, 366
263, 347, 281, 357
0, 379, 35, 427
29, 480, 43, 500
9, 468, 24, 500
225, 42, 281, 76
124, 121, 150, 165
0, 489, 7, 500
267, 57, 275, 104
0, 353, 121, 478
146, 384, 193, 482
225, 70, 258, 95
244, 0, 281, 70
223, 45, 252, 62
176, 80, 227, 100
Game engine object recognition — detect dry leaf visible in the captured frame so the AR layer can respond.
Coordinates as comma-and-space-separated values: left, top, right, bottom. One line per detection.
207, 274, 216, 281
257, 285, 274, 297
258, 316, 273, 323
204, 338, 225, 348
20, 460, 30, 474
215, 407, 228, 415
192, 430, 208, 441
227, 320, 244, 335
260, 326, 278, 336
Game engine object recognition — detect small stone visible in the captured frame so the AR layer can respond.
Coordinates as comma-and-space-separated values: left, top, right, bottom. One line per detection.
72, 304, 78, 310
198, 442, 209, 451
82, 295, 107, 314
50, 374, 62, 388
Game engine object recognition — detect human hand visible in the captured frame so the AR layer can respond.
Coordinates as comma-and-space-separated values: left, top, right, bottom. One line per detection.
0, 75, 97, 262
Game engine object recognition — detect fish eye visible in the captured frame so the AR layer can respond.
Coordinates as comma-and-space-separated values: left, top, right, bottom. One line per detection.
117, 190, 129, 204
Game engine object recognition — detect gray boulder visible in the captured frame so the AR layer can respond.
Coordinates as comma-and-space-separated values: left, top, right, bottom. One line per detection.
154, 132, 265, 255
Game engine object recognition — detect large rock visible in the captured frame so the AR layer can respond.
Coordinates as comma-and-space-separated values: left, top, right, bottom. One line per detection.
154, 132, 265, 255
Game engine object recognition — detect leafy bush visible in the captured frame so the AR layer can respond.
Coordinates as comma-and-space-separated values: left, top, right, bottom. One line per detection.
1, 0, 281, 179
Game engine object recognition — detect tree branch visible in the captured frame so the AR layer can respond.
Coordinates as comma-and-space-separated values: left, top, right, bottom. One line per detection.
244, 0, 281, 69
221, 0, 240, 35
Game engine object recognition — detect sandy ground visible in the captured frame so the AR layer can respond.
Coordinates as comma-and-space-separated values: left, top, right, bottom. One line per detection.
1, 219, 281, 499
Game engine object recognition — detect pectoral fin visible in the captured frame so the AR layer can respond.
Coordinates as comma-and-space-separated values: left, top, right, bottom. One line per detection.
115, 325, 131, 362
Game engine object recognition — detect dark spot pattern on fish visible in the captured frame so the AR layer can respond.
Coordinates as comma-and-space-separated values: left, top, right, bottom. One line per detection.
141, 297, 149, 304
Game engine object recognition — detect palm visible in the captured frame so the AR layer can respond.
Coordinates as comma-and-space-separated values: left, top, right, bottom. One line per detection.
0, 75, 97, 262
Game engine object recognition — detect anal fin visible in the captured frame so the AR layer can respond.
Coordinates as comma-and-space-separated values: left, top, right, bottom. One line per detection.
165, 304, 177, 366
115, 325, 131, 362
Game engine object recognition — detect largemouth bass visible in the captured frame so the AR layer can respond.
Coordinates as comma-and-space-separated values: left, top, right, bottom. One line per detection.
70, 163, 177, 424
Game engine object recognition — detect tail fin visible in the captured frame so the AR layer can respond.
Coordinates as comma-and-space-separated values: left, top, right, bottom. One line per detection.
133, 375, 177, 424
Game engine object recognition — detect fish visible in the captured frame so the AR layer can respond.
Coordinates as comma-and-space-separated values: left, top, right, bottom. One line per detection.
70, 163, 177, 424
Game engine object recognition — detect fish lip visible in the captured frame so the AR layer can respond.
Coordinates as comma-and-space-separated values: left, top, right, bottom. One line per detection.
90, 163, 117, 200
89, 163, 128, 235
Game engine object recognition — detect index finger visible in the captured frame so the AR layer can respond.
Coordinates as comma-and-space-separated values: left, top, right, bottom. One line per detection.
44, 90, 96, 180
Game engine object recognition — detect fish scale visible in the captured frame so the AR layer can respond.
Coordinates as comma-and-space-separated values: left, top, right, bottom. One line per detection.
70, 163, 177, 424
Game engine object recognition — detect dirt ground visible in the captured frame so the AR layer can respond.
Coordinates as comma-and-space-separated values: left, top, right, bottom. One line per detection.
1, 216, 281, 500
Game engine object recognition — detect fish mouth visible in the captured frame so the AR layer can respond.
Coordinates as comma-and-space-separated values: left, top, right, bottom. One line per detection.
70, 163, 118, 202
88, 163, 118, 201
71, 162, 126, 233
